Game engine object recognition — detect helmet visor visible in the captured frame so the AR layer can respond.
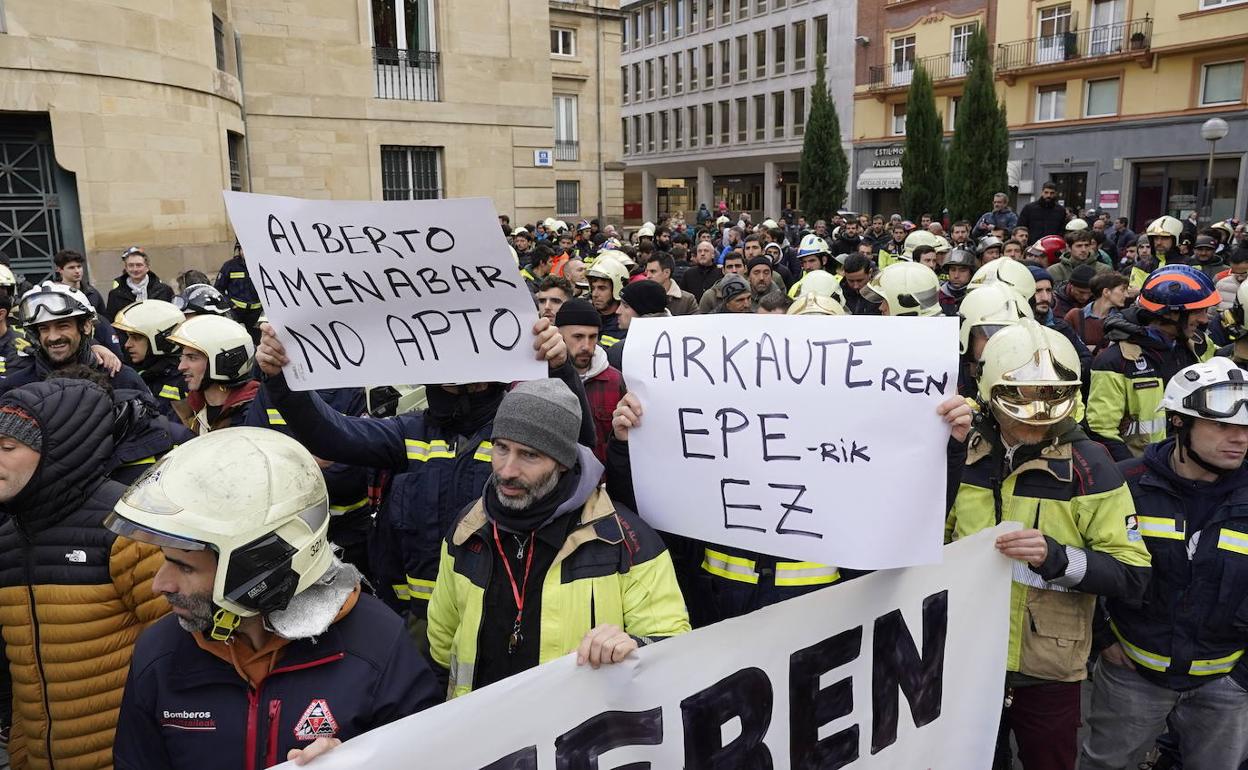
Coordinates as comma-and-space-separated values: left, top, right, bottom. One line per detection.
1183, 381, 1248, 420
103, 512, 208, 551
991, 384, 1080, 424
860, 282, 885, 305
19, 293, 88, 325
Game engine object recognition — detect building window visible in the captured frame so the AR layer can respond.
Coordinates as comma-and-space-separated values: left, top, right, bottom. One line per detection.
1035, 83, 1067, 121
754, 30, 766, 78
645, 6, 655, 44
703, 103, 714, 145
951, 23, 975, 77
891, 103, 906, 135
660, 111, 670, 150
719, 100, 730, 143
622, 16, 631, 51
550, 28, 575, 56
757, 0, 767, 12
1036, 4, 1072, 64
227, 131, 246, 191
736, 97, 747, 141
689, 105, 700, 147
621, 67, 629, 104
372, 0, 439, 101
754, 94, 766, 140
556, 181, 579, 217
721, 0, 730, 24
793, 20, 807, 70
646, 59, 655, 98
675, 0, 685, 36
792, 87, 806, 135
1201, 0, 1248, 7
815, 15, 827, 58
736, 35, 748, 80
633, 10, 642, 47
659, 1, 669, 41
553, 95, 579, 160
690, 0, 699, 31
622, 118, 629, 155
381, 145, 442, 200
704, 0, 714, 29
775, 0, 786, 8
719, 40, 730, 84
660, 56, 669, 95
703, 44, 714, 87
646, 113, 655, 151
689, 48, 699, 90
891, 35, 915, 86
675, 108, 684, 148
1201, 60, 1245, 106
674, 53, 684, 92
633, 115, 642, 154
947, 96, 960, 130
737, 0, 748, 20
1084, 77, 1119, 117
772, 91, 785, 138
633, 63, 642, 101
213, 15, 226, 71
773, 26, 786, 74
372, 0, 435, 52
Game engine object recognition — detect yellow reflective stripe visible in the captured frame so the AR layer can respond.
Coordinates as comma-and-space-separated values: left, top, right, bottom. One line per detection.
121, 456, 158, 467
774, 561, 841, 587
231, 297, 250, 308
265, 408, 287, 426
229, 271, 246, 279
600, 335, 620, 347
391, 584, 411, 601
405, 439, 454, 461
1137, 515, 1183, 540
407, 576, 435, 601
1190, 648, 1245, 675
328, 497, 370, 516
1218, 529, 1248, 556
1110, 620, 1171, 672
1124, 416, 1167, 437
159, 384, 181, 399
0, 359, 7, 374
473, 440, 493, 462
701, 549, 759, 584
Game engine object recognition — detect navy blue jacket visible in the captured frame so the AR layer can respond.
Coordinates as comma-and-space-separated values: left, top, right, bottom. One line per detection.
115, 593, 440, 770
0, 341, 148, 394
1108, 440, 1248, 691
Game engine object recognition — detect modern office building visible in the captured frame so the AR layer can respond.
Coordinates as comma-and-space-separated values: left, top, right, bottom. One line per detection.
851, 0, 1247, 223
0, 0, 623, 282
619, 0, 857, 225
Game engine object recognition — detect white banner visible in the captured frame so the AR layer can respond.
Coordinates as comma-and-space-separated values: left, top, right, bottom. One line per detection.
623, 314, 959, 570
281, 525, 1014, 770
222, 192, 545, 389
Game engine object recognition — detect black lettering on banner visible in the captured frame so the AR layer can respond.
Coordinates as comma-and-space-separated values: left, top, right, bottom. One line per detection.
721, 479, 765, 532
451, 264, 483, 292
477, 265, 518, 289
902, 369, 928, 395
489, 309, 523, 351
394, 227, 422, 252
871, 590, 948, 755
314, 272, 352, 305
652, 331, 675, 381
426, 226, 456, 253
257, 264, 287, 308
386, 314, 425, 364
880, 367, 901, 393
845, 341, 873, 389
285, 321, 365, 372
680, 668, 774, 770
312, 222, 345, 254
384, 267, 423, 300
758, 414, 799, 461
281, 269, 319, 308
677, 408, 713, 460
683, 336, 713, 383
554, 708, 663, 770
756, 333, 781, 388
789, 625, 863, 770
413, 310, 452, 360
480, 747, 538, 770
267, 214, 293, 255
783, 338, 814, 384
418, 267, 451, 295
771, 483, 820, 538
449, 308, 484, 353
810, 339, 847, 386
343, 271, 385, 303
362, 225, 405, 259
338, 225, 367, 255
722, 336, 748, 390
714, 408, 748, 458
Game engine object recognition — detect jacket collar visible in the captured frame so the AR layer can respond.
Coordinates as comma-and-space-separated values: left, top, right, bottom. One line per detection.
186, 379, 260, 413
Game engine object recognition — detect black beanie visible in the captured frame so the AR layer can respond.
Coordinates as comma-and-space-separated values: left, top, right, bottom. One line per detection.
554, 298, 601, 329
620, 280, 668, 316
1069, 264, 1096, 289
746, 255, 773, 273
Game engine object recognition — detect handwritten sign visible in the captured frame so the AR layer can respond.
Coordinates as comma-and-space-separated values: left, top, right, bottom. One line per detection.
278, 525, 1014, 770
623, 314, 959, 570
223, 192, 544, 389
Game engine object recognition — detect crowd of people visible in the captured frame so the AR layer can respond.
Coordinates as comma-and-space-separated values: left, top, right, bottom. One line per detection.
0, 188, 1242, 769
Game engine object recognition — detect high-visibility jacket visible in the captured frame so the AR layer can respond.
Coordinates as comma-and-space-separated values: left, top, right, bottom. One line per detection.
949, 424, 1151, 682
213, 255, 262, 314
427, 480, 690, 698
1107, 441, 1248, 691
700, 546, 843, 622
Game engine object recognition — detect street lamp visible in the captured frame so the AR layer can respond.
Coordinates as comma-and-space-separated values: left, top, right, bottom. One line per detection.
1200, 117, 1229, 223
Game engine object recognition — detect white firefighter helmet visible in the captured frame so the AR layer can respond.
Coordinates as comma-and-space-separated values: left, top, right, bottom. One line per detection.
967, 257, 1037, 305
1065, 218, 1089, 233
1160, 357, 1248, 426
112, 300, 185, 357
977, 319, 1082, 425
166, 314, 255, 387
18, 281, 95, 327
0, 265, 15, 288
861, 262, 942, 317
903, 229, 944, 257
1146, 216, 1183, 240
957, 283, 1028, 355
636, 222, 656, 238
586, 257, 629, 300
796, 234, 831, 259
105, 427, 332, 638
788, 270, 848, 316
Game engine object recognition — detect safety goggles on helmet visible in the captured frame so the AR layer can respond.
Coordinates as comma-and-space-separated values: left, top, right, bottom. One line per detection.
859, 282, 885, 305
103, 512, 209, 552
1179, 380, 1248, 421
19, 292, 91, 326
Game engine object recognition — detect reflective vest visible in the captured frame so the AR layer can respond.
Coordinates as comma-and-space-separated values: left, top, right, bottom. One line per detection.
700, 546, 842, 622
1088, 339, 1203, 460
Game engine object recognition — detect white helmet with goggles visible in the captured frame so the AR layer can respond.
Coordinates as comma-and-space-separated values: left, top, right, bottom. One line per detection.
1161, 357, 1248, 426
19, 281, 95, 327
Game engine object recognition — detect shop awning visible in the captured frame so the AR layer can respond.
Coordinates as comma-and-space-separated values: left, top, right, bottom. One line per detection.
856, 167, 902, 190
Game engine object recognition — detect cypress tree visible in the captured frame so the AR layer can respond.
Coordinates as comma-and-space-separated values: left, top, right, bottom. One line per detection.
799, 50, 849, 221
900, 63, 944, 222
946, 27, 1010, 222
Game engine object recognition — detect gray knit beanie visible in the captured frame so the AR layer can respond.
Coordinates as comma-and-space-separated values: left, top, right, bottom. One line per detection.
492, 379, 582, 468
0, 405, 41, 451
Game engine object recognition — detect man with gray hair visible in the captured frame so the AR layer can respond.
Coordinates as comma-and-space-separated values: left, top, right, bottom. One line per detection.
974, 192, 1019, 238
426, 378, 690, 698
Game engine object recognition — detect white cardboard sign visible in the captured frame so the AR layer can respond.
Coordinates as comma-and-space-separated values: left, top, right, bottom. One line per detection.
279, 525, 1014, 770
623, 314, 959, 570
222, 192, 544, 389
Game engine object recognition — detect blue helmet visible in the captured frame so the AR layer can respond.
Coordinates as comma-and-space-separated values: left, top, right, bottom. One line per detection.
1138, 265, 1218, 313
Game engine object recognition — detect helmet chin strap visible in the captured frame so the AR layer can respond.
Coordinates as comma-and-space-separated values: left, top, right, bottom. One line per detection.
209, 607, 242, 642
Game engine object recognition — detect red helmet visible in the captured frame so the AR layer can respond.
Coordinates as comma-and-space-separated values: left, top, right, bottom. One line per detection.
1027, 235, 1067, 266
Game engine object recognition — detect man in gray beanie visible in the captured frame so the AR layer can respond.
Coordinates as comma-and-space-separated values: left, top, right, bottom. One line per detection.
427, 378, 690, 698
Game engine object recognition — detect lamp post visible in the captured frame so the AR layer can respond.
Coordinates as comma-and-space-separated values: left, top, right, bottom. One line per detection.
1200, 117, 1229, 223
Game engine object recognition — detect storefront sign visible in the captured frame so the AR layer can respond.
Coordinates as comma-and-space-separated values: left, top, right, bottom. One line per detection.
872, 146, 905, 168
1098, 191, 1120, 209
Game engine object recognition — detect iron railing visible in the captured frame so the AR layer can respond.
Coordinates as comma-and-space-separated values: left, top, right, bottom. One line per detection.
868, 52, 973, 90
555, 140, 579, 161
995, 17, 1151, 73
373, 47, 441, 101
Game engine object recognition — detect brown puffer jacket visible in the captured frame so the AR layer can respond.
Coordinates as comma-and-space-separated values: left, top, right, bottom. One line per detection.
0, 379, 168, 769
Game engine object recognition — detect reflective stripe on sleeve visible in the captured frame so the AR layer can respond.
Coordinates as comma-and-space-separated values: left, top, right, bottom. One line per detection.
391, 583, 411, 601
405, 439, 455, 461
1217, 528, 1248, 556
121, 456, 158, 468
473, 440, 493, 462
1137, 515, 1183, 540
407, 576, 436, 601
159, 384, 182, 400
265, 408, 287, 426
701, 549, 759, 584
1110, 620, 1171, 673
328, 497, 370, 516
229, 271, 246, 279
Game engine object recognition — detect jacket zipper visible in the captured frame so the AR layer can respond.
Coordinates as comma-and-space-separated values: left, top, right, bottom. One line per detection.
265, 699, 282, 768
247, 653, 345, 770
19, 530, 54, 767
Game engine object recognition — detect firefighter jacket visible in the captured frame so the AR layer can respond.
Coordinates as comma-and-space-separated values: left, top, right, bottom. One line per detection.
132, 354, 185, 421
172, 380, 260, 436
212, 255, 262, 315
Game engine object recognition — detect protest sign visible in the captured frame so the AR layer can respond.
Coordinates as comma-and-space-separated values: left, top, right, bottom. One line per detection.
278, 524, 1014, 770
222, 192, 545, 389
623, 313, 959, 570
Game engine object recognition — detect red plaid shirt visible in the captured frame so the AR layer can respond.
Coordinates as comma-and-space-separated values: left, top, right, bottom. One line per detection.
584, 363, 626, 463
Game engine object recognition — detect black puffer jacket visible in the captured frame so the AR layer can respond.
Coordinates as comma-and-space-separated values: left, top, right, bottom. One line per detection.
0, 380, 167, 770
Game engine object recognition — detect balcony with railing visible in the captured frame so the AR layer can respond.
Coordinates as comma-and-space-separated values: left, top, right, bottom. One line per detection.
373, 47, 441, 101
555, 140, 580, 161
868, 52, 971, 91
995, 16, 1151, 77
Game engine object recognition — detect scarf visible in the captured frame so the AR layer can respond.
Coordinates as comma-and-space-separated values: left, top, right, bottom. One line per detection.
127, 275, 150, 301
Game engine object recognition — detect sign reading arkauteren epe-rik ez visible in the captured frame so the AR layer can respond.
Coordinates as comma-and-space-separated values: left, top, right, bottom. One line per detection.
223, 192, 545, 390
